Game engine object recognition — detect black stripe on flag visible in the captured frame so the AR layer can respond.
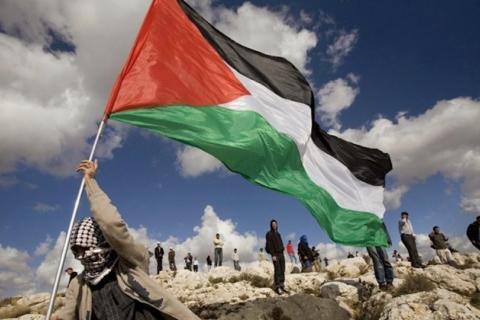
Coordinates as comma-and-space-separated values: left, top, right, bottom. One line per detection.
179, 0, 392, 186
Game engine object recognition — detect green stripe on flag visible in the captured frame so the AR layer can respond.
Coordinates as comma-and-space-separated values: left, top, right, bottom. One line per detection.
111, 106, 388, 246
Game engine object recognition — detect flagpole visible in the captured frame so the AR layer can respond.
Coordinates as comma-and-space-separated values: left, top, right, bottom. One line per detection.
45, 119, 107, 319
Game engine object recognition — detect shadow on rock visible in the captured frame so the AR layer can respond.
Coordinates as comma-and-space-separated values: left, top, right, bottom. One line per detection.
192, 293, 351, 320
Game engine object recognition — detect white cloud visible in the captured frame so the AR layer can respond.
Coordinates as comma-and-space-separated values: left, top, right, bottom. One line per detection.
314, 242, 361, 262
34, 235, 53, 256
316, 74, 360, 129
35, 232, 81, 290
332, 97, 480, 213
129, 205, 261, 272
33, 203, 60, 214
176, 146, 224, 177
214, 2, 318, 74
0, 244, 34, 297
327, 29, 358, 68
383, 185, 409, 210
0, 0, 318, 180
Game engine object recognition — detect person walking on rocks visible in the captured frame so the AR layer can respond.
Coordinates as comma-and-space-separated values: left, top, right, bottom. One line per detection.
213, 233, 224, 267
265, 219, 289, 295
206, 255, 212, 271
323, 257, 329, 267
429, 226, 456, 265
286, 240, 297, 264
154, 242, 164, 274
53, 160, 199, 320
232, 248, 241, 271
168, 247, 177, 271
467, 216, 480, 250
398, 211, 423, 268
297, 235, 314, 272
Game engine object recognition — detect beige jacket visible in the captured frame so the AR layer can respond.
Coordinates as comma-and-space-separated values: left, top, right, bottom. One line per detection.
55, 178, 199, 320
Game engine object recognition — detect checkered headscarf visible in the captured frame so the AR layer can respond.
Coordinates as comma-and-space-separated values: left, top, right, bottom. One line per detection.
70, 217, 105, 248
70, 217, 117, 285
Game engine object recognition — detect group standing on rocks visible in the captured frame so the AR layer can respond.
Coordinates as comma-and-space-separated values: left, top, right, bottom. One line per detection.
57, 160, 480, 319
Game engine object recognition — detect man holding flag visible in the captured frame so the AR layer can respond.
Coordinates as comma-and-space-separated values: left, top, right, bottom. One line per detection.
53, 160, 199, 320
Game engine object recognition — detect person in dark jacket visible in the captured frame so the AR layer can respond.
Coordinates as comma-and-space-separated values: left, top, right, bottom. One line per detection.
265, 219, 288, 295
467, 216, 480, 250
168, 248, 177, 271
154, 242, 164, 274
206, 255, 212, 271
297, 235, 314, 272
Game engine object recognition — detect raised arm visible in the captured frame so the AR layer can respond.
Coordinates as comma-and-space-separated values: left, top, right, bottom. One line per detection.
77, 160, 149, 270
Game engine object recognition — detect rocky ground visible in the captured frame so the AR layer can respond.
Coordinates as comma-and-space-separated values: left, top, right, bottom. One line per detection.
1, 252, 480, 320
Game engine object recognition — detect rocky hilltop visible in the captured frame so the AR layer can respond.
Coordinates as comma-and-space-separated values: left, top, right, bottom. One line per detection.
1, 252, 480, 320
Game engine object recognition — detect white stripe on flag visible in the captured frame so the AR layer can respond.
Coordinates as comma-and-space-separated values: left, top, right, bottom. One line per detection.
221, 68, 386, 218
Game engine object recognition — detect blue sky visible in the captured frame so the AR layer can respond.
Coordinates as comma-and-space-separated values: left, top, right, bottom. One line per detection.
1, 0, 479, 297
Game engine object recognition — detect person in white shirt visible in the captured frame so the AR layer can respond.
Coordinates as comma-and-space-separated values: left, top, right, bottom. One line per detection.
232, 248, 240, 271
213, 233, 224, 267
193, 257, 199, 272
398, 211, 423, 268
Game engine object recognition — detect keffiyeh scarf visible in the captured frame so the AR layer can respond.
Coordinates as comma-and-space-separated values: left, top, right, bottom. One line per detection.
70, 217, 118, 285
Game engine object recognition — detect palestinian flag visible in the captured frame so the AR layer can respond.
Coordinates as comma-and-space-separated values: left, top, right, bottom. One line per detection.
104, 0, 393, 246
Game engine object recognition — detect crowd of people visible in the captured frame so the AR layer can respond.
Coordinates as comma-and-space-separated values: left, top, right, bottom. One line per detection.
58, 160, 479, 319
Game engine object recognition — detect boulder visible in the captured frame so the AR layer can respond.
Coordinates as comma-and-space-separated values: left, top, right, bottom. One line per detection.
319, 281, 360, 317
379, 289, 480, 320
421, 265, 477, 295
215, 294, 351, 320
326, 257, 369, 279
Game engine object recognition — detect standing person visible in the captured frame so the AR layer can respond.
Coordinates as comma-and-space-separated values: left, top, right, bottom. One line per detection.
392, 250, 403, 262
154, 242, 164, 274
232, 248, 240, 271
398, 211, 423, 268
467, 216, 480, 250
184, 253, 193, 271
311, 246, 321, 272
65, 268, 78, 288
193, 257, 199, 272
265, 219, 289, 295
213, 233, 224, 267
297, 235, 314, 272
53, 160, 199, 320
429, 226, 456, 265
206, 255, 212, 271
323, 257, 329, 267
168, 248, 177, 271
366, 246, 395, 291
286, 240, 298, 264
258, 248, 267, 262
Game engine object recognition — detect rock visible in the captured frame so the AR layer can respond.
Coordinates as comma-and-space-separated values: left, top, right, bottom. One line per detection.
319, 281, 360, 317
380, 289, 480, 320
421, 265, 477, 295
326, 257, 369, 278
285, 273, 327, 293
215, 293, 351, 320
291, 266, 301, 274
